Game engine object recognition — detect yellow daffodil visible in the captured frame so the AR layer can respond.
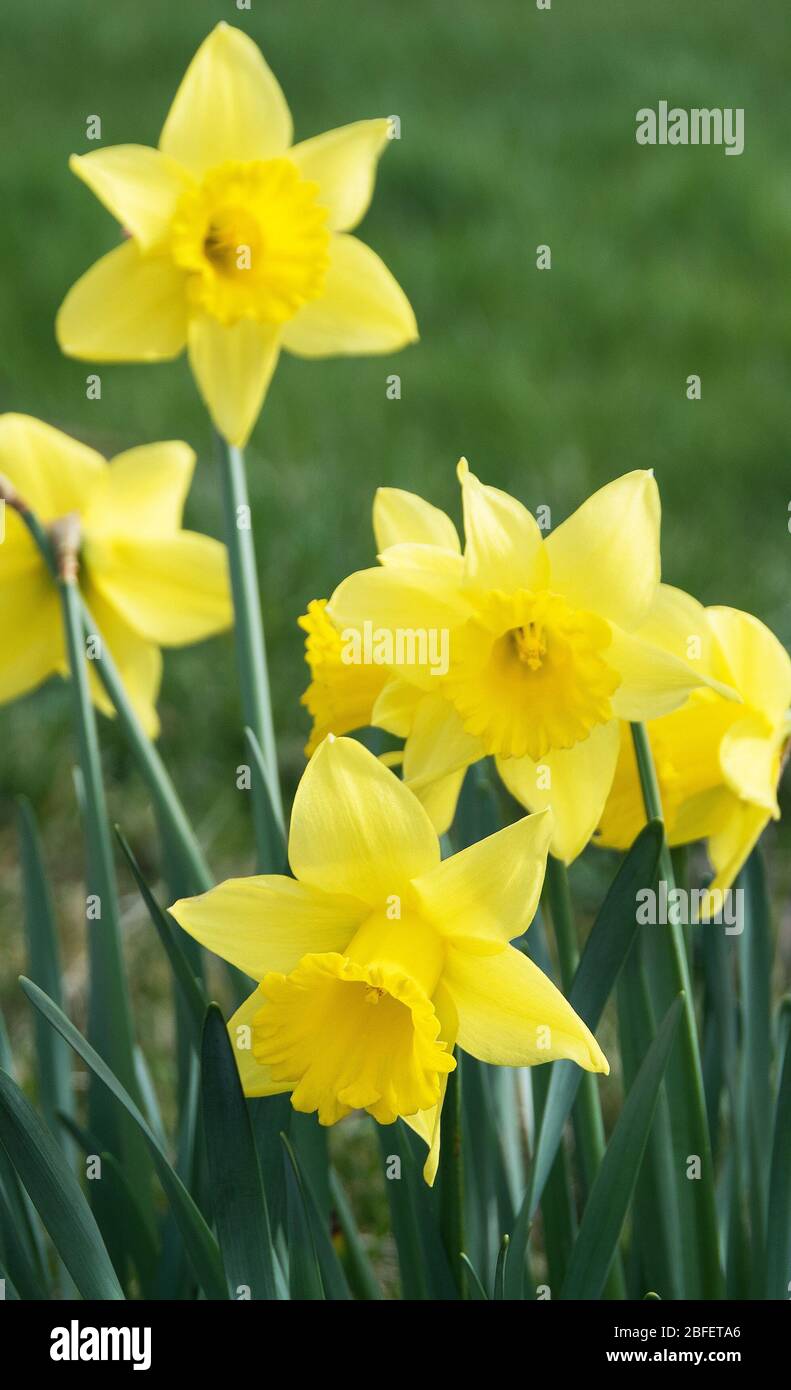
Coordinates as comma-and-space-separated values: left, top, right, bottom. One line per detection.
298, 599, 388, 755
56, 22, 417, 448
597, 588, 791, 898
0, 413, 231, 735
169, 735, 607, 1182
324, 462, 731, 863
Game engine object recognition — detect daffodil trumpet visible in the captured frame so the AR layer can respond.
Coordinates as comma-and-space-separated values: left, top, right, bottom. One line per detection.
169, 735, 608, 1184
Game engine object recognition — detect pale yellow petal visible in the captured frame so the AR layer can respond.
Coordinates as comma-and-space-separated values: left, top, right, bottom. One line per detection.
445, 944, 608, 1073
0, 522, 62, 703
403, 982, 457, 1186
69, 146, 194, 251
0, 414, 105, 520
608, 627, 735, 721
411, 768, 466, 838
281, 233, 417, 357
457, 457, 548, 593
85, 532, 231, 646
187, 315, 280, 447
169, 875, 366, 980
371, 676, 423, 737
413, 809, 552, 952
545, 471, 660, 629
56, 241, 188, 362
378, 542, 465, 579
288, 735, 439, 904
635, 583, 722, 678
707, 606, 791, 728
227, 987, 294, 1099
289, 119, 391, 232
82, 581, 162, 738
401, 692, 482, 790
718, 715, 780, 814
497, 719, 621, 864
84, 441, 195, 538
374, 486, 460, 554
159, 23, 292, 175
706, 800, 771, 899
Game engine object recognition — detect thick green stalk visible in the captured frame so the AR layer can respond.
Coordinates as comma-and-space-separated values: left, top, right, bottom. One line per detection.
215, 433, 285, 860
629, 722, 724, 1297
439, 1058, 465, 1297
542, 855, 625, 1299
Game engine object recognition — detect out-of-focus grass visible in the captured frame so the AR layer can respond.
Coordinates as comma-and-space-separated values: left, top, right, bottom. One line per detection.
1, 2, 789, 1050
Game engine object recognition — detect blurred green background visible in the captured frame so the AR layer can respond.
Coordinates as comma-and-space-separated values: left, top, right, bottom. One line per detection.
2, 0, 789, 1063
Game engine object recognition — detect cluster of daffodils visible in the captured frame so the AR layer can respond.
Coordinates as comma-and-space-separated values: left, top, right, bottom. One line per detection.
300, 462, 791, 894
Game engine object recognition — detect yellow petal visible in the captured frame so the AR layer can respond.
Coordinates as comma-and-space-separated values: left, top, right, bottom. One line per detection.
707, 606, 791, 729
0, 413, 105, 520
545, 471, 660, 630
289, 119, 391, 232
457, 457, 548, 593
444, 943, 608, 1073
413, 809, 552, 952
0, 521, 62, 704
411, 768, 466, 838
373, 486, 461, 554
608, 627, 734, 721
328, 565, 472, 686
56, 241, 188, 362
371, 676, 424, 737
298, 598, 387, 755
227, 987, 294, 1099
497, 718, 621, 863
84, 441, 195, 538
82, 580, 162, 738
84, 532, 231, 646
69, 146, 194, 251
169, 876, 366, 980
706, 800, 770, 899
718, 715, 780, 814
187, 314, 280, 447
403, 981, 458, 1185
636, 584, 723, 679
401, 692, 482, 792
288, 735, 439, 904
281, 233, 417, 357
159, 23, 292, 175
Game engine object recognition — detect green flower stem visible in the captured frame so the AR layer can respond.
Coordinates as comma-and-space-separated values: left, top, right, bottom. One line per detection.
439, 1057, 465, 1297
215, 433, 285, 862
629, 722, 724, 1297
542, 854, 625, 1299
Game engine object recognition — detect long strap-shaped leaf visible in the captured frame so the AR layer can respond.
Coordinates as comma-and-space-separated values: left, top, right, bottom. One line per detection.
0, 1069, 123, 1300
19, 977, 226, 1300
560, 995, 683, 1300
201, 1005, 277, 1300
766, 998, 791, 1299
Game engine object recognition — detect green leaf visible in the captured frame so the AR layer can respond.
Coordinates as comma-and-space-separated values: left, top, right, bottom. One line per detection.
561, 996, 683, 1300
493, 1233, 509, 1300
19, 976, 226, 1300
459, 1252, 488, 1300
17, 799, 75, 1150
201, 1004, 277, 1300
766, 999, 791, 1299
0, 1069, 123, 1300
330, 1170, 382, 1300
282, 1133, 325, 1300
244, 727, 288, 873
115, 827, 207, 1045
737, 849, 772, 1293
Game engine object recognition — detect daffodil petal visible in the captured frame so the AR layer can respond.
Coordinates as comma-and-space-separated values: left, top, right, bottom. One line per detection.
718, 715, 779, 814
0, 527, 62, 704
288, 735, 439, 904
281, 233, 417, 357
608, 627, 733, 721
169, 876, 366, 980
413, 809, 552, 951
374, 486, 461, 554
82, 580, 163, 739
497, 719, 621, 864
85, 532, 231, 646
187, 314, 280, 447
289, 119, 391, 232
227, 987, 294, 1098
707, 606, 791, 729
457, 457, 548, 593
706, 800, 771, 899
411, 768, 466, 838
56, 241, 188, 362
402, 693, 482, 790
69, 146, 194, 251
0, 413, 105, 520
635, 583, 722, 677
328, 566, 472, 684
445, 943, 608, 1073
371, 676, 423, 737
159, 23, 292, 175
84, 441, 195, 538
545, 470, 660, 630
403, 981, 458, 1186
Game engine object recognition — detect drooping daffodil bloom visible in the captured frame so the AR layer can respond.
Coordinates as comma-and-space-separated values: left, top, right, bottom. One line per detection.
56, 23, 417, 448
597, 589, 791, 902
169, 735, 607, 1183
322, 462, 732, 862
0, 413, 232, 736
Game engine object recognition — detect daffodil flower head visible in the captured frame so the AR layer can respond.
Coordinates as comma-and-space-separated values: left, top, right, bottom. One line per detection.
0, 414, 232, 735
598, 593, 791, 898
169, 735, 607, 1183
327, 462, 732, 863
56, 23, 418, 447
